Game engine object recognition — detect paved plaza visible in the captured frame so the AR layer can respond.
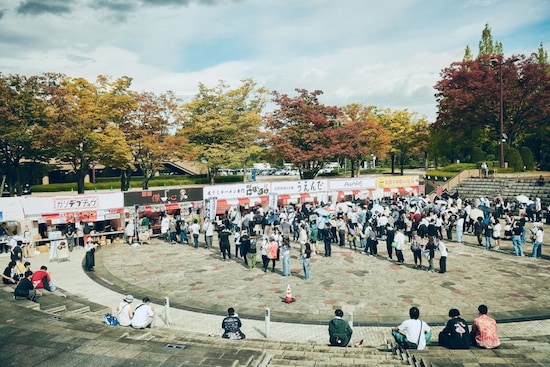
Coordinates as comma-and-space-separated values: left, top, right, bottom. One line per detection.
24, 227, 549, 347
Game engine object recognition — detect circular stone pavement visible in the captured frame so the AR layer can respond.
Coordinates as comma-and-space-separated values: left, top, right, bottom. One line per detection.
91, 232, 550, 326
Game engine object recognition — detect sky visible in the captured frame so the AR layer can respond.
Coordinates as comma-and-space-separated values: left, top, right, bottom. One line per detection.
0, 0, 549, 122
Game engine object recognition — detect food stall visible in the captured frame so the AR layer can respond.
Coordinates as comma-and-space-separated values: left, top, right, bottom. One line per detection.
123, 187, 203, 241
203, 182, 270, 221
20, 192, 125, 249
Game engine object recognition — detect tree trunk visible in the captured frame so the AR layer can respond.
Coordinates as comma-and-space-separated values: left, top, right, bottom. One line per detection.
390, 152, 396, 174
76, 170, 85, 194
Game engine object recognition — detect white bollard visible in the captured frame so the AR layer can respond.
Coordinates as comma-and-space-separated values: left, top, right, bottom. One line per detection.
265, 307, 270, 338
164, 297, 170, 325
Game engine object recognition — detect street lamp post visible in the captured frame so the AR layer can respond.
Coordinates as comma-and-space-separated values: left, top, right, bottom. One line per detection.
490, 57, 519, 169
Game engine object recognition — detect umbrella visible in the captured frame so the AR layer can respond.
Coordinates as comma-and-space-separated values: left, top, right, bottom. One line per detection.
370, 204, 384, 215
516, 195, 529, 204
478, 205, 492, 214
470, 208, 483, 221
314, 207, 330, 217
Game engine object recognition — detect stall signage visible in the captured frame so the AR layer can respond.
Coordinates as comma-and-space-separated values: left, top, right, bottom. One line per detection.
271, 179, 327, 195
328, 178, 376, 190
204, 183, 270, 200
123, 187, 202, 206
54, 196, 98, 210
376, 176, 419, 188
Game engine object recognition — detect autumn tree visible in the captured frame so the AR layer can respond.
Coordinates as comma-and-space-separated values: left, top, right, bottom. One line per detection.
41, 75, 137, 193
436, 24, 550, 168
333, 104, 390, 177
263, 89, 342, 179
0, 73, 56, 195
120, 90, 182, 190
377, 109, 430, 174
178, 79, 267, 185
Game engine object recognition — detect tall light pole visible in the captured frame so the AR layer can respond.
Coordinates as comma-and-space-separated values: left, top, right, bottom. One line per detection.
490, 57, 519, 169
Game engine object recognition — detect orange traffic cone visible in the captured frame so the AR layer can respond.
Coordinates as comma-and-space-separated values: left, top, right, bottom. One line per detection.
282, 284, 295, 303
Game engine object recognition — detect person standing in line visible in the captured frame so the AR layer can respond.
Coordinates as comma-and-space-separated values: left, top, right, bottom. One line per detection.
386, 224, 395, 260
470, 304, 500, 349
456, 214, 464, 244
266, 235, 279, 272
117, 295, 134, 327
84, 237, 98, 272
437, 236, 448, 274
190, 218, 201, 248
425, 236, 436, 273
260, 234, 270, 272
131, 296, 155, 329
218, 225, 232, 261
302, 243, 312, 280
492, 216, 502, 250
281, 238, 291, 276
328, 309, 353, 347
410, 231, 423, 269
246, 232, 258, 269
233, 229, 241, 259
239, 229, 250, 267
532, 224, 544, 258
393, 227, 406, 263
203, 217, 214, 249
511, 222, 524, 256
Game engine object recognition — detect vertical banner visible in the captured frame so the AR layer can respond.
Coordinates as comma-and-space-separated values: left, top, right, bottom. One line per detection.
204, 197, 217, 221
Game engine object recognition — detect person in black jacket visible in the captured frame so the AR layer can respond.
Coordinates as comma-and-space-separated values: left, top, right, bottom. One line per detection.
438, 309, 470, 349
14, 271, 39, 301
221, 307, 245, 339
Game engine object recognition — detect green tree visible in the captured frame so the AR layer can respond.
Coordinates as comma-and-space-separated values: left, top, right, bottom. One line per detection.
378, 109, 429, 175
0, 73, 55, 195
178, 79, 267, 185
478, 23, 503, 57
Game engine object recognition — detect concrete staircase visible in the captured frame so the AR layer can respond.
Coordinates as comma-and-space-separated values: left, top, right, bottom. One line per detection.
0, 285, 406, 367
401, 338, 550, 367
453, 177, 550, 209
3, 284, 550, 367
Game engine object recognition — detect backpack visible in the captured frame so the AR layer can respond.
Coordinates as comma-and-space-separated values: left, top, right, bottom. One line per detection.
103, 313, 119, 326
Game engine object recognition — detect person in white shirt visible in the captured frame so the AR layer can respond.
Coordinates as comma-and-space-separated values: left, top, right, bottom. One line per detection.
532, 225, 544, 259
117, 295, 134, 327
191, 219, 201, 248
438, 236, 448, 274
131, 296, 155, 329
392, 307, 432, 350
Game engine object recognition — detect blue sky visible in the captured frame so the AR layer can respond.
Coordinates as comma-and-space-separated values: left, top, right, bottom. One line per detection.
0, 0, 549, 122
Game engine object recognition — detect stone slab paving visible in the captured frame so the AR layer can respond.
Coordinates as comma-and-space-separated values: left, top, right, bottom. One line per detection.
22, 229, 550, 348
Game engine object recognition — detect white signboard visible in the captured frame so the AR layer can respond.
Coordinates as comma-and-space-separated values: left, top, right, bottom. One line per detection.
22, 192, 124, 216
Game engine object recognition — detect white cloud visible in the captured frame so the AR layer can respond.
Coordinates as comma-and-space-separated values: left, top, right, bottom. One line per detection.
0, 0, 548, 121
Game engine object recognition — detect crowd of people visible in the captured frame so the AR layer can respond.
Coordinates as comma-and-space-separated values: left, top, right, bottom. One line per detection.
163, 188, 545, 280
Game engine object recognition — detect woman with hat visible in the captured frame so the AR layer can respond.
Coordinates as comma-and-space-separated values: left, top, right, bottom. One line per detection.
117, 295, 134, 326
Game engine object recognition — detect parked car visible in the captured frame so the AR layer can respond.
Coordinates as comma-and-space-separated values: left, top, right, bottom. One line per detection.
2, 183, 32, 196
